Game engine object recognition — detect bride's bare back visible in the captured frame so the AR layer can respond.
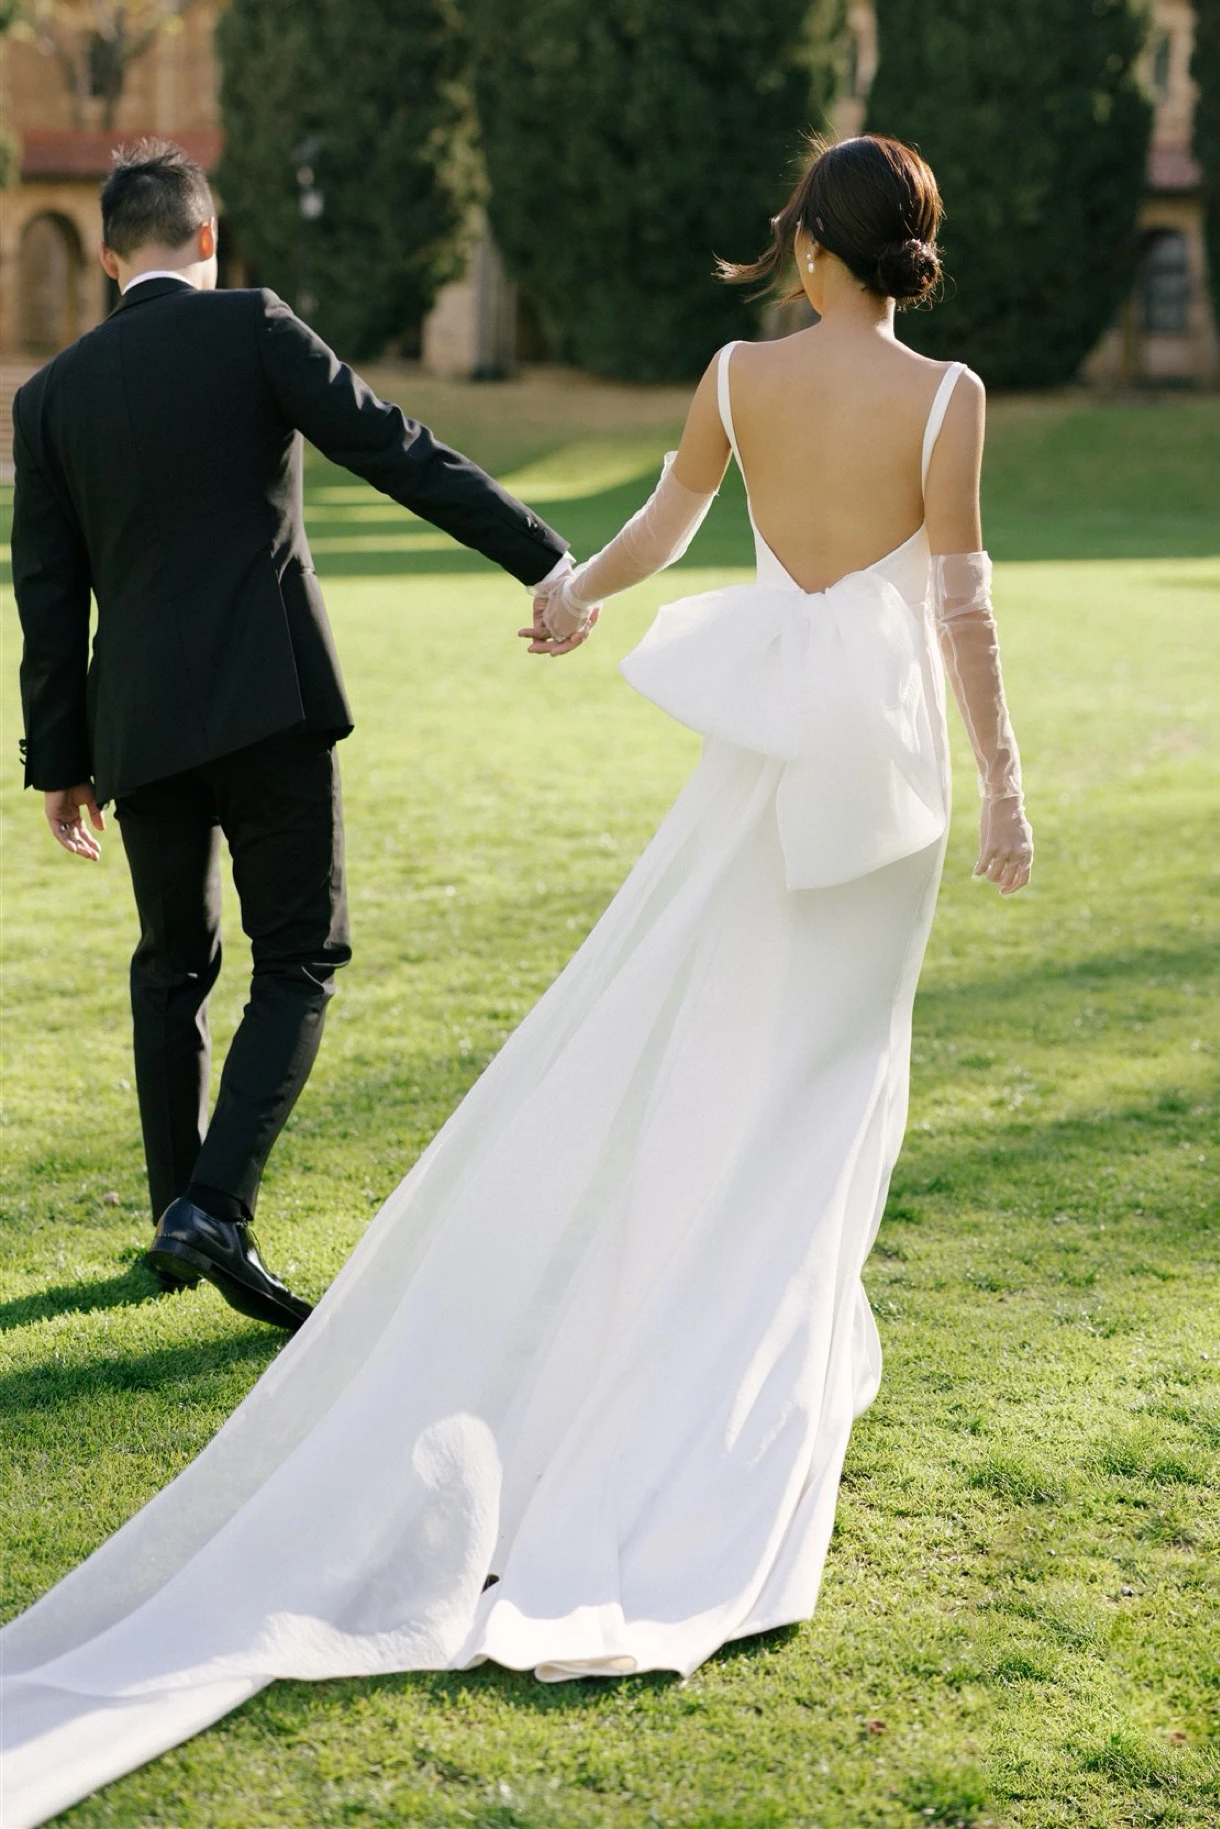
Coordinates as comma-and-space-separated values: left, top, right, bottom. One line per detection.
530, 130, 1028, 899
673, 320, 985, 594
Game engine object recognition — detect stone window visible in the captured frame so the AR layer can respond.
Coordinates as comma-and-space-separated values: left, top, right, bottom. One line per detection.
1140, 230, 1190, 335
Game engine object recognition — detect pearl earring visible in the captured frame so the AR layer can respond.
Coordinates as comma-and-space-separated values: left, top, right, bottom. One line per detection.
805, 253, 815, 272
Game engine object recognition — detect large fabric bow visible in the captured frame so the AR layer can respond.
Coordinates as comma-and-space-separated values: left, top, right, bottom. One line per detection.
620, 571, 948, 890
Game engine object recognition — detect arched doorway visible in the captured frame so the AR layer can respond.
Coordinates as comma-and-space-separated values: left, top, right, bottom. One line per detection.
19, 213, 84, 353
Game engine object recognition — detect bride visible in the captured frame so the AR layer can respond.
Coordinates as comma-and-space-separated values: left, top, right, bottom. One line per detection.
1, 133, 1031, 1827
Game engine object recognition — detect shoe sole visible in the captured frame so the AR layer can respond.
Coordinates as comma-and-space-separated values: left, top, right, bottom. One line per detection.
148, 1240, 310, 1332
153, 1264, 201, 1291
146, 1247, 200, 1289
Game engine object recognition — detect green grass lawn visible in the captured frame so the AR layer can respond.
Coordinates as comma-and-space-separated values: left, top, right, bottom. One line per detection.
1, 371, 1218, 1827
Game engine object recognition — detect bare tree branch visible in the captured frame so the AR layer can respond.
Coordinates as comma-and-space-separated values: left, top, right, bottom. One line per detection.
13, 1, 209, 129
125, 0, 205, 65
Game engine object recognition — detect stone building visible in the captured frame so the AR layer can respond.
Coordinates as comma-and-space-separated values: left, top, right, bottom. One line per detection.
0, 3, 224, 354
0, 0, 1215, 384
1084, 0, 1217, 384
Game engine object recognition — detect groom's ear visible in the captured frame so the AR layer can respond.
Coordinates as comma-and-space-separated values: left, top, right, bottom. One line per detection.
198, 218, 217, 260
99, 243, 121, 281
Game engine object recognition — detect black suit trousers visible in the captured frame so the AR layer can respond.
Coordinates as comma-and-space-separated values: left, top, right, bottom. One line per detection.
115, 727, 351, 1220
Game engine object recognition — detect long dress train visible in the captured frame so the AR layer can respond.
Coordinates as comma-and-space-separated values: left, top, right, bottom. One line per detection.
0, 356, 965, 1828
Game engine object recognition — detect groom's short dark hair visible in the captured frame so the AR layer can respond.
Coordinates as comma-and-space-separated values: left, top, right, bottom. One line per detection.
101, 139, 214, 258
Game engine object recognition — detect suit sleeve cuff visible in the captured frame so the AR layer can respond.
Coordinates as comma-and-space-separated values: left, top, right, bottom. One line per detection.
530, 554, 574, 593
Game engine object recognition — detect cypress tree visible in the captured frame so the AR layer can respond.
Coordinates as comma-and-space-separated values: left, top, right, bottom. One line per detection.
467, 0, 839, 382
865, 0, 1153, 388
217, 0, 477, 357
1194, 0, 1220, 327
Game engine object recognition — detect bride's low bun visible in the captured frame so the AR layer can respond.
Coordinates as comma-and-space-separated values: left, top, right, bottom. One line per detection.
875, 236, 941, 304
719, 135, 945, 315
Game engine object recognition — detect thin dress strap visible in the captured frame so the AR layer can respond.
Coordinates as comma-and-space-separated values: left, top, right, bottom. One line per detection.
717, 341, 742, 465
920, 360, 966, 493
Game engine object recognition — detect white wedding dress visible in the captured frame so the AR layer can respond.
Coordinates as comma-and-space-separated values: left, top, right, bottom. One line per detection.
0, 357, 964, 1828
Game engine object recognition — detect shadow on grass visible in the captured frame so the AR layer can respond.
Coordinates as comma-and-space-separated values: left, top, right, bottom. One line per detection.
295, 443, 1220, 585
4, 465, 1216, 597
0, 1328, 278, 1416
981, 514, 1220, 563
4, 412, 1218, 594
256, 1619, 799, 1726
911, 929, 1218, 1043
298, 1663, 678, 1715
886, 1080, 1217, 1224
298, 468, 755, 582
0, 1258, 171, 1333
298, 478, 1219, 583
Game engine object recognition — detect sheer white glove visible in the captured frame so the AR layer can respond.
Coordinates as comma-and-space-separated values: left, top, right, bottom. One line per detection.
539, 453, 717, 641
933, 552, 1033, 896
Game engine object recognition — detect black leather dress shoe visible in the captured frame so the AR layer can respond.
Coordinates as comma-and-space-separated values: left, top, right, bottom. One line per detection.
147, 1198, 312, 1331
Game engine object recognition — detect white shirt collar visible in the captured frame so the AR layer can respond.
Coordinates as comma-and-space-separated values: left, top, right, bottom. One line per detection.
121, 270, 198, 294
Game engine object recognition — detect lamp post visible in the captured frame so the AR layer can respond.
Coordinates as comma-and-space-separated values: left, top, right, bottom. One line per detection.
293, 134, 324, 319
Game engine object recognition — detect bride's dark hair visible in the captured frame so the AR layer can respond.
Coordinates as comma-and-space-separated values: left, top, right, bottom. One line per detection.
721, 133, 943, 309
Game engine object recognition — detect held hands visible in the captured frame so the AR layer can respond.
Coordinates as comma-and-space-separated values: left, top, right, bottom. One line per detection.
518, 452, 715, 659
45, 783, 104, 860
517, 569, 600, 657
976, 793, 1033, 896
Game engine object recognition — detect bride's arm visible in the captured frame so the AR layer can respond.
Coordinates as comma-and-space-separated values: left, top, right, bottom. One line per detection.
530, 358, 732, 645
924, 372, 1033, 896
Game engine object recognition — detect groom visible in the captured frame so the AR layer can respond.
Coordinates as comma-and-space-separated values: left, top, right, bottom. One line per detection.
13, 139, 583, 1332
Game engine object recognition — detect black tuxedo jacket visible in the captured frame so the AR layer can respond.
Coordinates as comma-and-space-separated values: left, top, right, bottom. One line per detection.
13, 278, 567, 800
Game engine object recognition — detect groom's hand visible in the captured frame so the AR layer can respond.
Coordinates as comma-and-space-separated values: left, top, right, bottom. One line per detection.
44, 783, 104, 860
517, 593, 600, 658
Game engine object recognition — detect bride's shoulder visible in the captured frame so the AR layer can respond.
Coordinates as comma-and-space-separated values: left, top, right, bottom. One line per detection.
711, 331, 816, 386
701, 335, 767, 373
918, 352, 986, 397
689, 336, 775, 412
898, 353, 986, 425
943, 362, 987, 416
732, 327, 813, 361
897, 345, 978, 381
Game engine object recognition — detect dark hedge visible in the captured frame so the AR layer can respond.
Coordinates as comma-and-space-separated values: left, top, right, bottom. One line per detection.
217, 0, 477, 357
866, 0, 1152, 387
466, 0, 842, 382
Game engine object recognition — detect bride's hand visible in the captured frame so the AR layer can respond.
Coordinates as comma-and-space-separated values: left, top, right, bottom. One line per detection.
517, 587, 599, 657
975, 794, 1033, 895
541, 579, 595, 642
